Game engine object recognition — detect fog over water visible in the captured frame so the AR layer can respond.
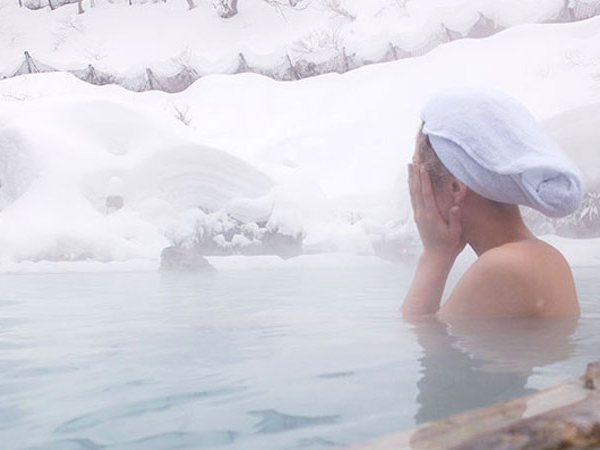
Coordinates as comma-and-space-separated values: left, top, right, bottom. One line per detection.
0, 265, 598, 450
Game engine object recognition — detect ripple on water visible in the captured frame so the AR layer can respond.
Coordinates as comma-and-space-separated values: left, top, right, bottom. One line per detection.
0, 405, 25, 431
315, 371, 355, 379
297, 436, 339, 448
23, 431, 238, 450
0, 358, 29, 374
108, 431, 238, 450
100, 379, 153, 393
22, 439, 101, 450
12, 365, 78, 378
55, 387, 246, 433
0, 317, 30, 331
249, 409, 339, 434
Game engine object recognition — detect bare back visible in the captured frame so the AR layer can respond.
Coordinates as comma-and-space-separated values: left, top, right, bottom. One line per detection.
438, 239, 579, 319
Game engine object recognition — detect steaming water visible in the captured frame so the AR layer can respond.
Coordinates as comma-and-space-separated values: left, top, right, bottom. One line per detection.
1, 265, 599, 450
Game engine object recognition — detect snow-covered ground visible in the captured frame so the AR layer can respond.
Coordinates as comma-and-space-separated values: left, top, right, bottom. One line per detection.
1, 0, 600, 91
1, 14, 600, 270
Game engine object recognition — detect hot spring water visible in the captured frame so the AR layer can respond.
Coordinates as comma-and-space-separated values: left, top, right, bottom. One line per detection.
1, 265, 599, 450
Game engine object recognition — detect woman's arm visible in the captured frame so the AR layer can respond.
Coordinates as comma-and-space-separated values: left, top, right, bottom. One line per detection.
401, 163, 465, 317
401, 251, 455, 316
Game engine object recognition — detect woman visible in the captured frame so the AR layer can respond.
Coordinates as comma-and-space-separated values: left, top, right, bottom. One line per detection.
401, 88, 583, 319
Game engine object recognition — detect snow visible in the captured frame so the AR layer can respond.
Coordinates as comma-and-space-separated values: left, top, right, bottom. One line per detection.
0, 0, 590, 81
1, 14, 600, 270
0, 97, 274, 263
544, 103, 600, 191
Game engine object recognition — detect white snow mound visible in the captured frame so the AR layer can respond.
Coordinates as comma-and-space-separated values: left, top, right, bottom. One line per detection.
0, 98, 274, 263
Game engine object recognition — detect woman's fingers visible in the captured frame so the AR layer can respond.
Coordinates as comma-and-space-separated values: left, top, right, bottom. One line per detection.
412, 164, 424, 212
420, 166, 436, 211
410, 163, 446, 225
409, 162, 463, 258
408, 164, 416, 210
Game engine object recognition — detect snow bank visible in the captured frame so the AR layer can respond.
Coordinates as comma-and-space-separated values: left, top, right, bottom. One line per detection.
1, 17, 600, 269
1, 0, 599, 92
0, 97, 274, 263
544, 103, 600, 191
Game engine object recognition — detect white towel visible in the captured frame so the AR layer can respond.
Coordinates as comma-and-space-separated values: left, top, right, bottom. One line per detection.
421, 88, 583, 218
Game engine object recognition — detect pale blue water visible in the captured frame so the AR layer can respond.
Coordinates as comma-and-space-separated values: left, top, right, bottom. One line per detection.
1, 265, 599, 450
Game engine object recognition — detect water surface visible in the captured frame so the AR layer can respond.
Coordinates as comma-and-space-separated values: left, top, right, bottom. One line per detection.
1, 265, 599, 450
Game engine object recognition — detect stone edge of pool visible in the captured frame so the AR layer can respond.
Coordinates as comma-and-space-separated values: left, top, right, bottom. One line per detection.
342, 361, 600, 450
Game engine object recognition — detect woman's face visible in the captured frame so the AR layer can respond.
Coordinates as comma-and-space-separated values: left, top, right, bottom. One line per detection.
412, 148, 457, 224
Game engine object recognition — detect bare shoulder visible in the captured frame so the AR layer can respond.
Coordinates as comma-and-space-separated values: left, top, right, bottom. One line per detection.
438, 239, 579, 319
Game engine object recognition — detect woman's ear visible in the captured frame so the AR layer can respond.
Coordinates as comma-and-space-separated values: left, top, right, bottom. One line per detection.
451, 179, 468, 205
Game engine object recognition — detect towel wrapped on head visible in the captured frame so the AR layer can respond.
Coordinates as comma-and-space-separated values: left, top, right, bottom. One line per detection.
421, 88, 583, 218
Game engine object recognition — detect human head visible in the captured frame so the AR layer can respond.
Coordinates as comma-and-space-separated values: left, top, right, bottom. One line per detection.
415, 123, 453, 190
414, 123, 512, 223
413, 124, 468, 222
419, 87, 583, 218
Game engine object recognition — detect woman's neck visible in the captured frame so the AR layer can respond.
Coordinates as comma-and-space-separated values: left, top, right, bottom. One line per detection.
463, 203, 536, 257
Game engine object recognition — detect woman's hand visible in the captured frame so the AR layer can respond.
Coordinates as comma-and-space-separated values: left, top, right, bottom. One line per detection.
408, 163, 466, 264
402, 163, 466, 317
